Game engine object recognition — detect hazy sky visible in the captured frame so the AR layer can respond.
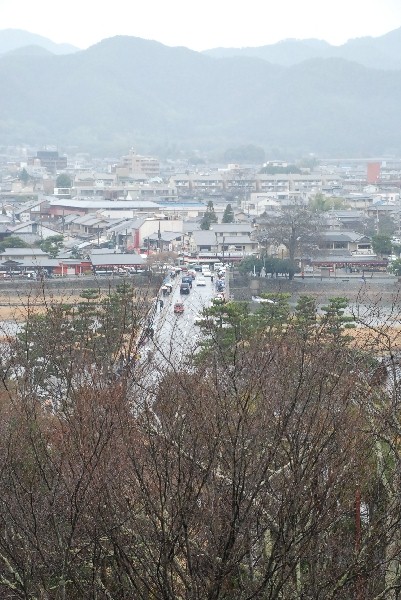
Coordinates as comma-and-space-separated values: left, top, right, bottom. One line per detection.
1, 0, 401, 50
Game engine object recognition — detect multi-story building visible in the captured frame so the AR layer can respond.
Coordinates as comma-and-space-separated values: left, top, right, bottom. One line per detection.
116, 149, 160, 178
32, 150, 67, 174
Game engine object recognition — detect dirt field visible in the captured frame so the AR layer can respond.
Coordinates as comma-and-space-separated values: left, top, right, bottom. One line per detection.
2, 276, 401, 355
0, 290, 79, 321
0, 277, 159, 322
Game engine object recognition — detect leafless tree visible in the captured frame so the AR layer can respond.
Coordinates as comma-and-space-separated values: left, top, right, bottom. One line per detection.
256, 203, 322, 279
0, 286, 400, 598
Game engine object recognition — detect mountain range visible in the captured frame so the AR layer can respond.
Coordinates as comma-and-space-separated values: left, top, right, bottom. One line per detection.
204, 27, 401, 70
0, 29, 78, 55
1, 29, 401, 158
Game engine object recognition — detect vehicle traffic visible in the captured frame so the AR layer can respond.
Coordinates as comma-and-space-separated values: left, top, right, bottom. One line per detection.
196, 277, 207, 286
180, 282, 191, 294
181, 275, 193, 288
174, 302, 185, 314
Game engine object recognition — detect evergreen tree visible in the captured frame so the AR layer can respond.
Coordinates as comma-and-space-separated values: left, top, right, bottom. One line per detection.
200, 201, 218, 230
0, 236, 29, 251
56, 173, 72, 188
294, 295, 317, 340
39, 235, 64, 258
18, 168, 30, 185
222, 203, 234, 223
320, 296, 355, 343
372, 234, 392, 257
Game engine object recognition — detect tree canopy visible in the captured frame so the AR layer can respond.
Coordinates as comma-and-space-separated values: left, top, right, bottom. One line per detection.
222, 203, 234, 223
18, 167, 30, 185
39, 234, 64, 258
200, 200, 218, 230
223, 144, 265, 163
0, 287, 400, 598
372, 234, 392, 257
56, 173, 72, 187
0, 235, 29, 251
256, 203, 322, 279
308, 192, 347, 212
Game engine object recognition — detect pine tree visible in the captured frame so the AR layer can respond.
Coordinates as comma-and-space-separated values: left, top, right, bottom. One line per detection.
222, 203, 234, 223
200, 200, 218, 230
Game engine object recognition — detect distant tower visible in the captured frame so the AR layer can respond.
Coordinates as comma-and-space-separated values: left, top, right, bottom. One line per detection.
367, 162, 381, 184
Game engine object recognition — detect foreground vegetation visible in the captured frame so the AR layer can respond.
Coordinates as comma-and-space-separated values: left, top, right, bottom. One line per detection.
0, 287, 400, 598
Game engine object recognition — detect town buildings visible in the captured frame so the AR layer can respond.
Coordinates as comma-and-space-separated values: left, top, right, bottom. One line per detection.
0, 147, 400, 275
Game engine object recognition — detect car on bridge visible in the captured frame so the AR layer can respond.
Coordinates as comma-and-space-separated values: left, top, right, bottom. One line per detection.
181, 276, 193, 288
180, 282, 191, 294
174, 302, 185, 314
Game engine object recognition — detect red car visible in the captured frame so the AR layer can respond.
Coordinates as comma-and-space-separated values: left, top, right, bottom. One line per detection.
174, 302, 184, 314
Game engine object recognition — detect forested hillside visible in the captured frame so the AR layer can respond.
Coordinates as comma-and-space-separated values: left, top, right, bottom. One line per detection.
0, 34, 400, 156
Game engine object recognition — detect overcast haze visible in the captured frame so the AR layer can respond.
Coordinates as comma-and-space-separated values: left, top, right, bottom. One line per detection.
1, 0, 401, 50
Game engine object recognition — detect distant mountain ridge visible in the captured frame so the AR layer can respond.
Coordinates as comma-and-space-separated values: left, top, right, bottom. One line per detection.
0, 29, 79, 55
0, 34, 400, 157
203, 27, 401, 70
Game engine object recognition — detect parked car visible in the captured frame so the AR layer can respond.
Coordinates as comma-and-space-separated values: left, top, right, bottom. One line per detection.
180, 282, 191, 294
212, 295, 226, 305
196, 277, 207, 286
251, 296, 276, 304
174, 302, 185, 314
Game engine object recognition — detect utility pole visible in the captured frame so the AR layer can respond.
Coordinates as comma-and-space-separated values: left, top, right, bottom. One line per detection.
157, 221, 161, 251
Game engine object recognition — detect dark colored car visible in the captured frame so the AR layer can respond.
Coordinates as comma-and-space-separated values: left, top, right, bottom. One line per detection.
181, 276, 193, 288
180, 283, 191, 294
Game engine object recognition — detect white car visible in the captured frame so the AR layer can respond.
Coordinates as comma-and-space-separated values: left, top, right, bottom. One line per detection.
212, 294, 226, 304
202, 269, 212, 277
196, 277, 207, 286
252, 296, 276, 304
